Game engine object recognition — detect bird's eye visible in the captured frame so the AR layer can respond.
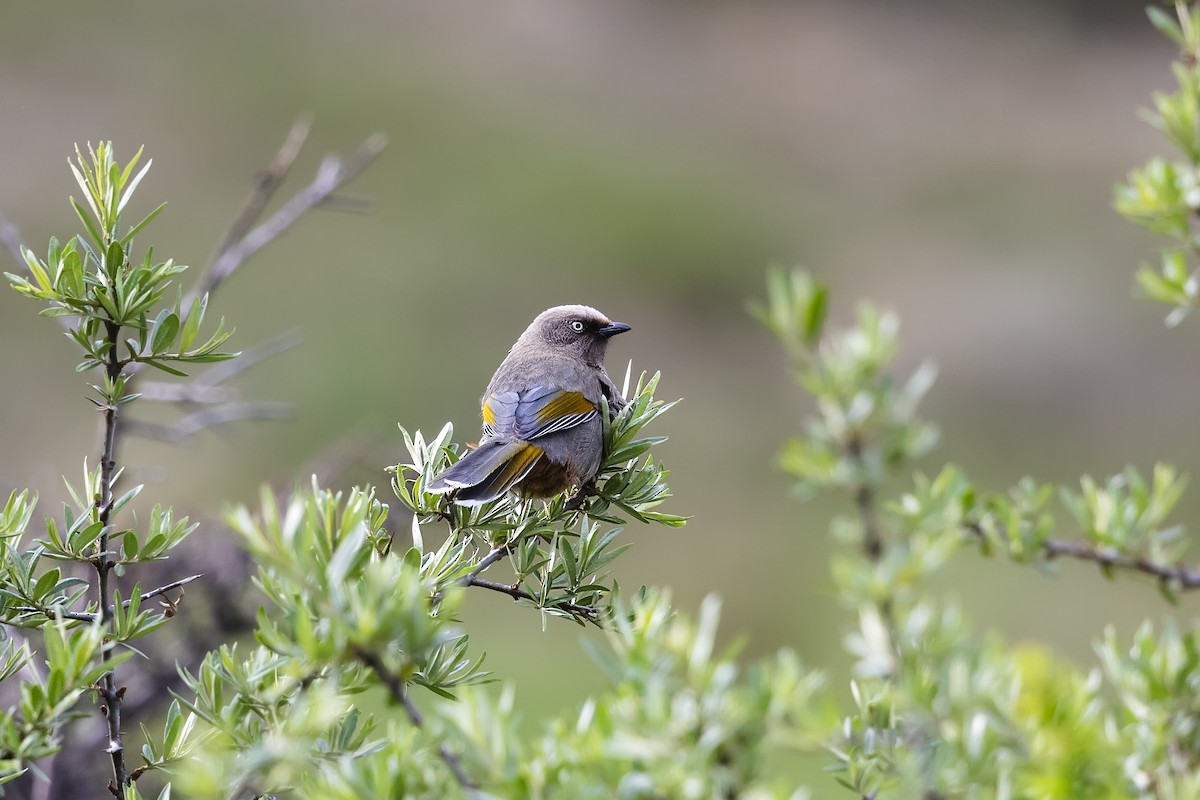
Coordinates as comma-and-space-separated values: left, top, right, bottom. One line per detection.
569, 320, 586, 333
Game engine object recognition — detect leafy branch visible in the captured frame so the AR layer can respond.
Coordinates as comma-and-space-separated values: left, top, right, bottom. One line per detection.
0, 123, 386, 796
959, 463, 1200, 601
6, 142, 225, 793
351, 646, 482, 798
1117, 1, 1200, 325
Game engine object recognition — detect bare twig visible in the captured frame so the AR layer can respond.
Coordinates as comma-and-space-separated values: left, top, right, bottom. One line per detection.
184, 329, 303, 388
0, 209, 23, 268
132, 331, 301, 446
137, 331, 301, 404
313, 194, 373, 214
183, 132, 387, 311
135, 573, 203, 604
123, 401, 292, 444
135, 383, 239, 405
207, 114, 313, 266
352, 647, 482, 798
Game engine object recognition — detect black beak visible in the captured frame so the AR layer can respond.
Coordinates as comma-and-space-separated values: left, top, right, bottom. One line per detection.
597, 321, 631, 337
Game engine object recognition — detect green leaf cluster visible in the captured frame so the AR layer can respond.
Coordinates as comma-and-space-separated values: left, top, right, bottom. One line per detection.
5, 143, 234, 380
754, 269, 937, 499
1116, 3, 1200, 326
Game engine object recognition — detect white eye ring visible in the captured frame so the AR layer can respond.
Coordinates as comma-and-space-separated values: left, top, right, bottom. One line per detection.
569, 320, 586, 333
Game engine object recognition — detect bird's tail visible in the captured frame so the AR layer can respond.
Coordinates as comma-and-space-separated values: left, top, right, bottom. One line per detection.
426, 439, 545, 505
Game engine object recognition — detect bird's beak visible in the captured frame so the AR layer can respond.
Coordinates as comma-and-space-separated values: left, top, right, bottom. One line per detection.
597, 321, 631, 337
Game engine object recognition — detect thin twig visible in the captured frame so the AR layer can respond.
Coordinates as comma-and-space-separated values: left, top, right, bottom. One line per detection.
96, 318, 129, 792
135, 573, 203, 604
313, 194, 372, 214
847, 436, 883, 562
185, 329, 303, 388
183, 132, 387, 311
123, 401, 292, 443
352, 647, 482, 798
1041, 540, 1200, 587
465, 575, 599, 622
135, 383, 239, 405
964, 523, 1200, 590
137, 331, 302, 404
207, 114, 313, 267
9, 608, 97, 623
844, 434, 899, 676
459, 536, 600, 622
0, 209, 23, 268
132, 331, 301, 446
464, 544, 511, 583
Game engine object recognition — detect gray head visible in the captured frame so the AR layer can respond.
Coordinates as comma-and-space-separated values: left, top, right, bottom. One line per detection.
517, 304, 631, 366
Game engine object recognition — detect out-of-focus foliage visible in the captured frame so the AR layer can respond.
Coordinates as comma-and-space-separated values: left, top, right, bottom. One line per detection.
743, 8, 1200, 785
757, 266, 1138, 797
1118, 2, 1200, 326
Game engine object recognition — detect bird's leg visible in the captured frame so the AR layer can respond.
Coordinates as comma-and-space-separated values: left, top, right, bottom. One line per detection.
438, 496, 460, 535
564, 480, 597, 511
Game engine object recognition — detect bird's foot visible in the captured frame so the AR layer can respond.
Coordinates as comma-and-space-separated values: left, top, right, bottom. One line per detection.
565, 480, 597, 512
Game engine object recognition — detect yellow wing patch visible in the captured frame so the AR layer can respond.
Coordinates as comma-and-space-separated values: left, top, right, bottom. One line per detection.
536, 391, 595, 423
482, 397, 497, 425
494, 442, 544, 489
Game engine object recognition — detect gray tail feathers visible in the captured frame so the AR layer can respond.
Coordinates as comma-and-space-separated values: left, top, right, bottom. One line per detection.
426, 439, 544, 505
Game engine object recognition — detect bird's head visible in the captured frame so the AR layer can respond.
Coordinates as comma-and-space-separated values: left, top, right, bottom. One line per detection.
523, 304, 631, 365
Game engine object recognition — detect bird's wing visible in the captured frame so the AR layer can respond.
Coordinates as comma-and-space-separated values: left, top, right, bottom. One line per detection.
425, 437, 543, 500
482, 385, 598, 441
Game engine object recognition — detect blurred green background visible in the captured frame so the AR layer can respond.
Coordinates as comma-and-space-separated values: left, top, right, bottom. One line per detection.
3, 0, 1199, 762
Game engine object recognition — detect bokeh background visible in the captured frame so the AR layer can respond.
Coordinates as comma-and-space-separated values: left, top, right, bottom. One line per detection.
3, 0, 1199, 792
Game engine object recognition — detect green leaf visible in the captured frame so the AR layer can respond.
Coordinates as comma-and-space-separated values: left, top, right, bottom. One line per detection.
110, 486, 142, 518
105, 239, 125, 279
804, 280, 829, 346
69, 155, 101, 224
178, 294, 206, 353
21, 248, 52, 293
118, 156, 152, 215
69, 197, 103, 249
139, 359, 189, 377
149, 311, 179, 355
1149, 5, 1186, 46
32, 569, 60, 602
121, 201, 167, 246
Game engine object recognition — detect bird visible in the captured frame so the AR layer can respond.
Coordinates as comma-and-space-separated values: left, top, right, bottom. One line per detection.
426, 304, 631, 505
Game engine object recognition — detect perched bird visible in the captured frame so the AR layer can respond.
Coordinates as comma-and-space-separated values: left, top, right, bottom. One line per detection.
426, 305, 631, 505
